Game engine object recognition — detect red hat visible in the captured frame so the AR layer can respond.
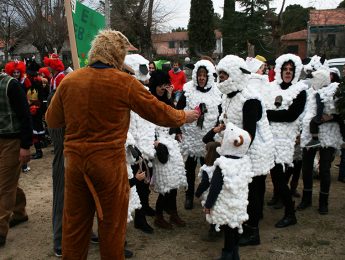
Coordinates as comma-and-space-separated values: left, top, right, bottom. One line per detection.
5, 60, 26, 79
38, 67, 51, 79
43, 53, 64, 72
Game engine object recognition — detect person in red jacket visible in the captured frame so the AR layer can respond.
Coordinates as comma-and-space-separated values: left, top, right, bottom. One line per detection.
43, 54, 65, 93
168, 61, 186, 104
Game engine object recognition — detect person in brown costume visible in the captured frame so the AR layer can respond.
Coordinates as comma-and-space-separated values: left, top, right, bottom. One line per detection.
45, 29, 199, 259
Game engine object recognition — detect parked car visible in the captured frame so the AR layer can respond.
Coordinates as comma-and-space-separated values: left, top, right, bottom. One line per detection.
328, 58, 345, 78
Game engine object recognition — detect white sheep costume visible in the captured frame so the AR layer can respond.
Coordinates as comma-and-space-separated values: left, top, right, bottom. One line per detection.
216, 55, 274, 176
124, 54, 150, 82
125, 132, 142, 223
303, 55, 329, 74
151, 126, 187, 194
301, 82, 342, 149
204, 122, 254, 233
180, 59, 222, 158
263, 54, 308, 167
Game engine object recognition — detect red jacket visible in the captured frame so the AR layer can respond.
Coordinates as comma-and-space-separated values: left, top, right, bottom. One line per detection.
168, 69, 186, 92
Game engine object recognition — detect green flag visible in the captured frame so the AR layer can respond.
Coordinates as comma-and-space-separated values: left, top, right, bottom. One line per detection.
71, 1, 105, 67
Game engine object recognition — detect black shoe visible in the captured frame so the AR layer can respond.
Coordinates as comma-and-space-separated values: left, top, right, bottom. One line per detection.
184, 198, 193, 210
9, 215, 28, 228
90, 234, 99, 244
124, 249, 133, 258
239, 226, 260, 246
54, 248, 62, 258
31, 151, 43, 159
267, 196, 279, 206
318, 205, 328, 215
134, 219, 154, 234
0, 235, 6, 247
297, 200, 311, 211
143, 206, 155, 217
275, 215, 297, 228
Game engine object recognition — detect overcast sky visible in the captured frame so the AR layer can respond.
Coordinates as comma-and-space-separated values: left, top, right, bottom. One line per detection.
163, 0, 343, 30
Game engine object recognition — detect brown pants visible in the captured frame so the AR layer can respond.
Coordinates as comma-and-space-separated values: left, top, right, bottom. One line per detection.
62, 149, 129, 260
0, 138, 27, 237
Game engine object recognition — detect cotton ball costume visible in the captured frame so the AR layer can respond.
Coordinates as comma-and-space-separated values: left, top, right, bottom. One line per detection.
303, 55, 329, 74
124, 54, 150, 83
125, 132, 142, 223
180, 59, 222, 158
204, 122, 254, 233
301, 82, 342, 149
262, 54, 308, 167
151, 126, 187, 194
216, 55, 274, 175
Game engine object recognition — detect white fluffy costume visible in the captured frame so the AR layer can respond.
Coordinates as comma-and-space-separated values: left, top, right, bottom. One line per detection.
151, 126, 187, 194
263, 54, 308, 167
301, 82, 342, 149
204, 123, 254, 233
179, 59, 222, 157
216, 55, 274, 175
124, 54, 150, 83
125, 132, 142, 223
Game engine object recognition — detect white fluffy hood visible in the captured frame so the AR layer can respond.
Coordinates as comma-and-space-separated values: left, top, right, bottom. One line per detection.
304, 55, 329, 73
192, 59, 216, 90
124, 54, 150, 82
310, 69, 331, 90
274, 54, 303, 85
216, 55, 249, 94
216, 122, 251, 157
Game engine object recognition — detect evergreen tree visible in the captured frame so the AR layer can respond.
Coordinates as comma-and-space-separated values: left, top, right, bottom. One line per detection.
338, 0, 345, 8
282, 5, 310, 34
188, 0, 216, 57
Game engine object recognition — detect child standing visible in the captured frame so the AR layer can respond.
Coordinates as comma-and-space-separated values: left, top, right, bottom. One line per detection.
203, 123, 254, 260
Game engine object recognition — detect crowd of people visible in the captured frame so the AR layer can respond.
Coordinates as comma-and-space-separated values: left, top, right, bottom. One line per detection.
0, 28, 344, 260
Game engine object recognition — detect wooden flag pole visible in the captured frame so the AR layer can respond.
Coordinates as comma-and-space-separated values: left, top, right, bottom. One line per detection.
64, 0, 80, 69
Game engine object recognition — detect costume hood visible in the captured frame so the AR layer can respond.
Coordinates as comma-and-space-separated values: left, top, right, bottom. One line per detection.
216, 122, 251, 158
88, 29, 130, 69
304, 55, 329, 74
274, 53, 303, 85
216, 55, 249, 94
43, 54, 64, 72
124, 54, 150, 82
192, 59, 216, 90
310, 69, 331, 90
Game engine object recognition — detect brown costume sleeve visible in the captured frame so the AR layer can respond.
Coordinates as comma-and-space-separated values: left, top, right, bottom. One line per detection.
45, 87, 65, 128
128, 78, 186, 127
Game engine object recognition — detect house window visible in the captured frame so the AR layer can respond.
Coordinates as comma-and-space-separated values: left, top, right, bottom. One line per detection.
327, 34, 336, 48
168, 41, 175, 48
287, 45, 298, 54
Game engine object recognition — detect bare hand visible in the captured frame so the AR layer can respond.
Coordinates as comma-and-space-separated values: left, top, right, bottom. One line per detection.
136, 171, 146, 181
19, 148, 31, 164
213, 124, 225, 133
175, 134, 182, 142
154, 141, 160, 147
321, 114, 333, 122
204, 208, 211, 214
185, 110, 200, 123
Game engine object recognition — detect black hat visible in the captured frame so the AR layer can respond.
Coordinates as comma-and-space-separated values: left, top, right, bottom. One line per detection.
149, 70, 170, 90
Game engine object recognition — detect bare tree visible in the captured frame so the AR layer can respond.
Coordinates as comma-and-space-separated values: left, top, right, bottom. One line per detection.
7, 0, 67, 60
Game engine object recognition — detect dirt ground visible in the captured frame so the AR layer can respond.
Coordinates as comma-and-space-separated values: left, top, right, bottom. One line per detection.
2, 146, 345, 260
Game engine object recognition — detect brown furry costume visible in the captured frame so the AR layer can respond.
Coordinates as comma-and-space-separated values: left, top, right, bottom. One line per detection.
46, 30, 186, 259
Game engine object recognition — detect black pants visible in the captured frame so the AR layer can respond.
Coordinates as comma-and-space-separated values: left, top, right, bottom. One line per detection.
223, 226, 239, 254
155, 189, 177, 214
302, 147, 335, 194
185, 155, 204, 198
286, 160, 302, 191
247, 175, 266, 227
270, 163, 294, 215
132, 162, 152, 209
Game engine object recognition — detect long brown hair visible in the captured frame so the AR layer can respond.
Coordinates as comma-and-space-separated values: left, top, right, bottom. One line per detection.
204, 142, 221, 166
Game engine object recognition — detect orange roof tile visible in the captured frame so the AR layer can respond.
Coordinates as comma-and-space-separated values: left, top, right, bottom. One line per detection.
281, 29, 307, 41
309, 9, 345, 26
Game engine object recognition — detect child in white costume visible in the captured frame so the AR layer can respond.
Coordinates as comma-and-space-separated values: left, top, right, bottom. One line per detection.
204, 122, 253, 260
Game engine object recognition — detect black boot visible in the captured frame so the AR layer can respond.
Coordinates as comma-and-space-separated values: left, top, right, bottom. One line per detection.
217, 247, 240, 260
297, 190, 312, 210
275, 201, 297, 228
239, 225, 260, 246
124, 249, 133, 258
31, 142, 43, 159
318, 192, 329, 215
134, 209, 153, 234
